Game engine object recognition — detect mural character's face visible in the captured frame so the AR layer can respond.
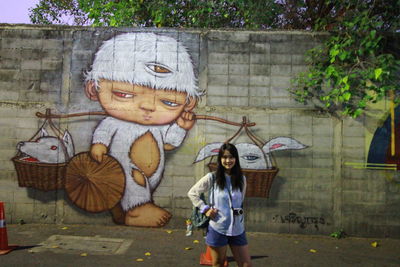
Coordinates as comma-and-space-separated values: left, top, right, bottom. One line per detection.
221, 149, 236, 172
97, 79, 189, 125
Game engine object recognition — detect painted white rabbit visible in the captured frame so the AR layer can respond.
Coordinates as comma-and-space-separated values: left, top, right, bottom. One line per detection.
194, 137, 308, 169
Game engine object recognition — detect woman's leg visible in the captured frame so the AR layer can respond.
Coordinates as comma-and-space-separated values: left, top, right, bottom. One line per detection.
230, 244, 252, 267
209, 245, 228, 267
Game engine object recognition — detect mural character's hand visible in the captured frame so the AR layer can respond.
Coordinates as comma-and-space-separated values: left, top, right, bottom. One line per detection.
90, 143, 107, 163
176, 111, 196, 130
205, 208, 218, 219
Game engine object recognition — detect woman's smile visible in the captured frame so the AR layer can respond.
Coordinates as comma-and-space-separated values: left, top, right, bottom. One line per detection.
221, 150, 236, 171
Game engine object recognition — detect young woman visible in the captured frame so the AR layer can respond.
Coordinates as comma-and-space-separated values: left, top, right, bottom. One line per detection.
188, 143, 252, 267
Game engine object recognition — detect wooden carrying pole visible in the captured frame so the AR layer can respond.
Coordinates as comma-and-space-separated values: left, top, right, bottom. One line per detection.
35, 109, 256, 128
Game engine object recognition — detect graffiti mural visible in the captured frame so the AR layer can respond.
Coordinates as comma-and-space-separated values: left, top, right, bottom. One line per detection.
12, 116, 75, 191
12, 32, 310, 228
367, 103, 400, 188
83, 33, 201, 227
368, 105, 400, 169
273, 212, 326, 230
346, 97, 400, 188
13, 32, 202, 228
194, 138, 308, 170
17, 127, 74, 164
193, 119, 309, 198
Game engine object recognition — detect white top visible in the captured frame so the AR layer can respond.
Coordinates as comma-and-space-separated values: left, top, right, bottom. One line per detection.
188, 172, 246, 236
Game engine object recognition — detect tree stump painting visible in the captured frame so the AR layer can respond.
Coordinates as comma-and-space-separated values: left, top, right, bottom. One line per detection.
65, 152, 125, 213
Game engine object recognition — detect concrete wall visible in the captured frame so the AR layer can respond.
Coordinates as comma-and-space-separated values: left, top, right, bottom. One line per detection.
0, 25, 399, 238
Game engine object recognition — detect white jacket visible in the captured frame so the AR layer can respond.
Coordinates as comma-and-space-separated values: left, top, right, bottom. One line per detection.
188, 172, 246, 236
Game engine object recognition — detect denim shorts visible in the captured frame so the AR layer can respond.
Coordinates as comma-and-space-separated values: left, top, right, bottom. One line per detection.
206, 226, 248, 247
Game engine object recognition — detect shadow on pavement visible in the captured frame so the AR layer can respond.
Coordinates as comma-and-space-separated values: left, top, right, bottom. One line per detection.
14, 245, 41, 251
227, 255, 268, 262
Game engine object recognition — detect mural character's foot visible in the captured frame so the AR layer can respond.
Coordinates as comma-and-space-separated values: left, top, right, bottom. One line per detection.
110, 202, 125, 225
125, 202, 172, 227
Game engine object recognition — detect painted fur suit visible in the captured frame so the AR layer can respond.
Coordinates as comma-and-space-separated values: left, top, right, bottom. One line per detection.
85, 32, 202, 227
92, 117, 186, 210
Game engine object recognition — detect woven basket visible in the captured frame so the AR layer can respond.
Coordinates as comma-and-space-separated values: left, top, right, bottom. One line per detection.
208, 162, 278, 198
12, 109, 71, 191
12, 156, 66, 191
205, 116, 279, 198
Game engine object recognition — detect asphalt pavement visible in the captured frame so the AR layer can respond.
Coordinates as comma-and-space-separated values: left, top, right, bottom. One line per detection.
1, 223, 399, 266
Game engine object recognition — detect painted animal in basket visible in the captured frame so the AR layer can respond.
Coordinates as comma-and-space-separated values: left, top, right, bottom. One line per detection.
17, 128, 75, 164
194, 137, 308, 169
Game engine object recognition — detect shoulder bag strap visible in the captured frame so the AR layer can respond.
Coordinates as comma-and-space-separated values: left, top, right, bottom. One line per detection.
209, 172, 215, 207
227, 177, 244, 209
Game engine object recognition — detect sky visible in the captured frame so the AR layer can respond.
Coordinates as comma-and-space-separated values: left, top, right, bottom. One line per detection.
0, 0, 40, 24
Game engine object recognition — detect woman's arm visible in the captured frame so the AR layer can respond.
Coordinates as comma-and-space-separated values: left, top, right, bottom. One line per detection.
242, 175, 247, 201
187, 173, 213, 212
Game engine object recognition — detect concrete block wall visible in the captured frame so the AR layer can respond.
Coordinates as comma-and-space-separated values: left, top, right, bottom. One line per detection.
0, 25, 398, 238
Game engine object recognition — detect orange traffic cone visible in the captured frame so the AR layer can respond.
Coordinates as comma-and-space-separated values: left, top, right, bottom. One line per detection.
0, 202, 18, 255
200, 245, 229, 266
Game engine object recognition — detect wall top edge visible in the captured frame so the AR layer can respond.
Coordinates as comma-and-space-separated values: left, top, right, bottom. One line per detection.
0, 23, 329, 35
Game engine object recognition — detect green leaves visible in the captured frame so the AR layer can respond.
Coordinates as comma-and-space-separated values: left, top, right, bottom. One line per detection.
290, 1, 400, 118
29, 0, 89, 25
374, 68, 383, 80
29, 1, 400, 120
29, 0, 400, 32
31, 0, 282, 28
342, 92, 351, 101
329, 47, 339, 63
330, 229, 346, 239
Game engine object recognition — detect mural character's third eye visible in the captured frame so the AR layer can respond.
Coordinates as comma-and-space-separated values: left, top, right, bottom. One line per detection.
84, 32, 202, 227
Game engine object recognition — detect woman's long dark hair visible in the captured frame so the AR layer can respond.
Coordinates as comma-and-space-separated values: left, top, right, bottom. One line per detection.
215, 143, 244, 192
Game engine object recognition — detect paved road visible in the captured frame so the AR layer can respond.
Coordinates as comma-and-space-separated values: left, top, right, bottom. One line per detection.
1, 224, 399, 266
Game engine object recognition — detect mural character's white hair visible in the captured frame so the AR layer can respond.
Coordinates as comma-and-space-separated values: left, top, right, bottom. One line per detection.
85, 32, 202, 99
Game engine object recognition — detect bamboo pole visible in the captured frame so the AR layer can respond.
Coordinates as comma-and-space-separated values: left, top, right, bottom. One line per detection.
35, 110, 256, 127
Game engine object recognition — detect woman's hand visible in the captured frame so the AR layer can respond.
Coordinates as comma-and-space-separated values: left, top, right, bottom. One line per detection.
205, 208, 218, 219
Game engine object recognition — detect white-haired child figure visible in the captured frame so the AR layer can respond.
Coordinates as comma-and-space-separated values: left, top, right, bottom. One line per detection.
85, 32, 202, 227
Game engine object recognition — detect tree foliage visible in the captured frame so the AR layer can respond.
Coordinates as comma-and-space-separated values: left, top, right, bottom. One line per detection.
290, 0, 400, 118
28, 0, 357, 29
86, 0, 284, 28
29, 0, 89, 25
29, 0, 400, 118
30, 0, 283, 28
